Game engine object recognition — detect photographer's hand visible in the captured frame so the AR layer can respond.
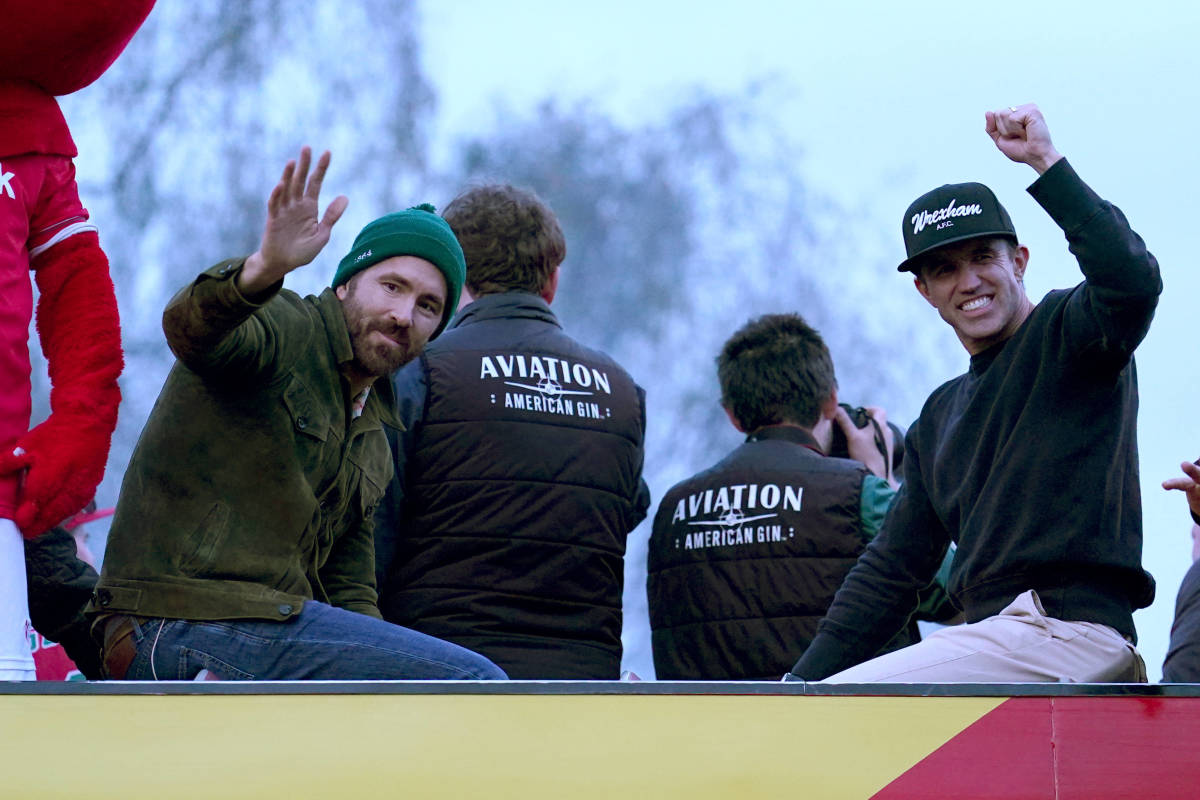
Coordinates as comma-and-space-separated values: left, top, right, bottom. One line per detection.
836, 406, 898, 489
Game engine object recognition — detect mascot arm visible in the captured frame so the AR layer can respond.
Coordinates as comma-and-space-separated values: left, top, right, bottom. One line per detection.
0, 233, 122, 538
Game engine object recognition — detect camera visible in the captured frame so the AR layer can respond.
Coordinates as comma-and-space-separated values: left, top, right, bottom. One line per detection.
828, 403, 905, 474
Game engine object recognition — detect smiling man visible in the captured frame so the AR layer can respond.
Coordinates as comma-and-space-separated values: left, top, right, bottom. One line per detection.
88, 148, 505, 681
787, 104, 1162, 683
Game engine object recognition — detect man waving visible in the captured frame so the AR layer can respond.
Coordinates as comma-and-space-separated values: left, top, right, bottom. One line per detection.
90, 148, 505, 681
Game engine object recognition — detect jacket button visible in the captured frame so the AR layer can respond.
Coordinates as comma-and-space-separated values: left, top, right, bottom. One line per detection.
278, 604, 293, 616
219, 264, 235, 276
296, 417, 308, 430
97, 589, 112, 607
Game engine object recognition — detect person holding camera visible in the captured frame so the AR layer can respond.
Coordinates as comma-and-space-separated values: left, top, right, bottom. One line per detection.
787, 104, 1160, 684
646, 313, 951, 680
823, 403, 907, 489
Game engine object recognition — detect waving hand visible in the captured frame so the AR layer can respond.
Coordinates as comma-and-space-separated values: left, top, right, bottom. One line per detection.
239, 147, 348, 296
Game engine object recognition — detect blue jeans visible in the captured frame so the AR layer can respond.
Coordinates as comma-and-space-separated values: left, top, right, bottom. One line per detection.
121, 601, 507, 680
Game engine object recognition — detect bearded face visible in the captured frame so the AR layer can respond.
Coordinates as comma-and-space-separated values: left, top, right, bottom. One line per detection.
335, 256, 447, 382
340, 287, 418, 377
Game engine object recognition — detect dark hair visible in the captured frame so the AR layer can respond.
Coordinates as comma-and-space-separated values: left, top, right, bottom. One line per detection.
442, 184, 566, 296
717, 313, 836, 431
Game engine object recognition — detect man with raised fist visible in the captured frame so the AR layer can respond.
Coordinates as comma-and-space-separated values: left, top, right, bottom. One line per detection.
789, 104, 1161, 684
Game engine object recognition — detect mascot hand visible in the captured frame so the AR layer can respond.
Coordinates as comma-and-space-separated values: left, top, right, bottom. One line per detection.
0, 233, 123, 538
0, 414, 112, 538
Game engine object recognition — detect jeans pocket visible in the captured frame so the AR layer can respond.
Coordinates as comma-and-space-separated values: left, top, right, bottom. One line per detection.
179, 647, 256, 681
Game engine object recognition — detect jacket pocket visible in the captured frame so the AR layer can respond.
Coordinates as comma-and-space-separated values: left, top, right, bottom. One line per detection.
178, 502, 230, 576
283, 375, 340, 492
282, 376, 331, 444
347, 437, 391, 519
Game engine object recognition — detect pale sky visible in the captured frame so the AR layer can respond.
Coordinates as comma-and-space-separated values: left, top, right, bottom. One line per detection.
420, 0, 1200, 680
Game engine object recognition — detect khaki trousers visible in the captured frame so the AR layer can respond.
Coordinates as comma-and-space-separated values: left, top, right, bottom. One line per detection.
822, 590, 1146, 683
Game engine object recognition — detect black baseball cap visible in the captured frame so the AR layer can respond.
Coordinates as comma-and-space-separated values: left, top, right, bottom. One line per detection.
898, 182, 1017, 273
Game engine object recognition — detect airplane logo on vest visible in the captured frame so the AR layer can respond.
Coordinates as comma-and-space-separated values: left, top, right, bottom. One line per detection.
687, 508, 778, 528
504, 378, 593, 398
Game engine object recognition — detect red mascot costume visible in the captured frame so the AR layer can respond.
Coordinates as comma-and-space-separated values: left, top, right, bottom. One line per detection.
0, 1, 154, 679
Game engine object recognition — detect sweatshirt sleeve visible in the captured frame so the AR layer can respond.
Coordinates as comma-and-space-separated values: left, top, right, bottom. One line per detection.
1027, 159, 1161, 363
791, 429, 951, 680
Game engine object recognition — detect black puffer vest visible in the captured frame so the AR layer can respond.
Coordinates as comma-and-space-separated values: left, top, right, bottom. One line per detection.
381, 293, 647, 678
648, 426, 875, 680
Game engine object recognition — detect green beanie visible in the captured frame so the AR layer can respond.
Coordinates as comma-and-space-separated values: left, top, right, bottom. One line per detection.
332, 203, 465, 337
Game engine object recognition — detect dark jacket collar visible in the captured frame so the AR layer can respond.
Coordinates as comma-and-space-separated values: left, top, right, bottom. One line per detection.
745, 424, 823, 453
448, 291, 562, 331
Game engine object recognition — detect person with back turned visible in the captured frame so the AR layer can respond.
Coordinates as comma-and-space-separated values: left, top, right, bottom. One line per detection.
648, 313, 952, 680
375, 184, 649, 679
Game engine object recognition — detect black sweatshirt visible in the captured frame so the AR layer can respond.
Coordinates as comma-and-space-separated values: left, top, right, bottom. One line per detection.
792, 159, 1162, 680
